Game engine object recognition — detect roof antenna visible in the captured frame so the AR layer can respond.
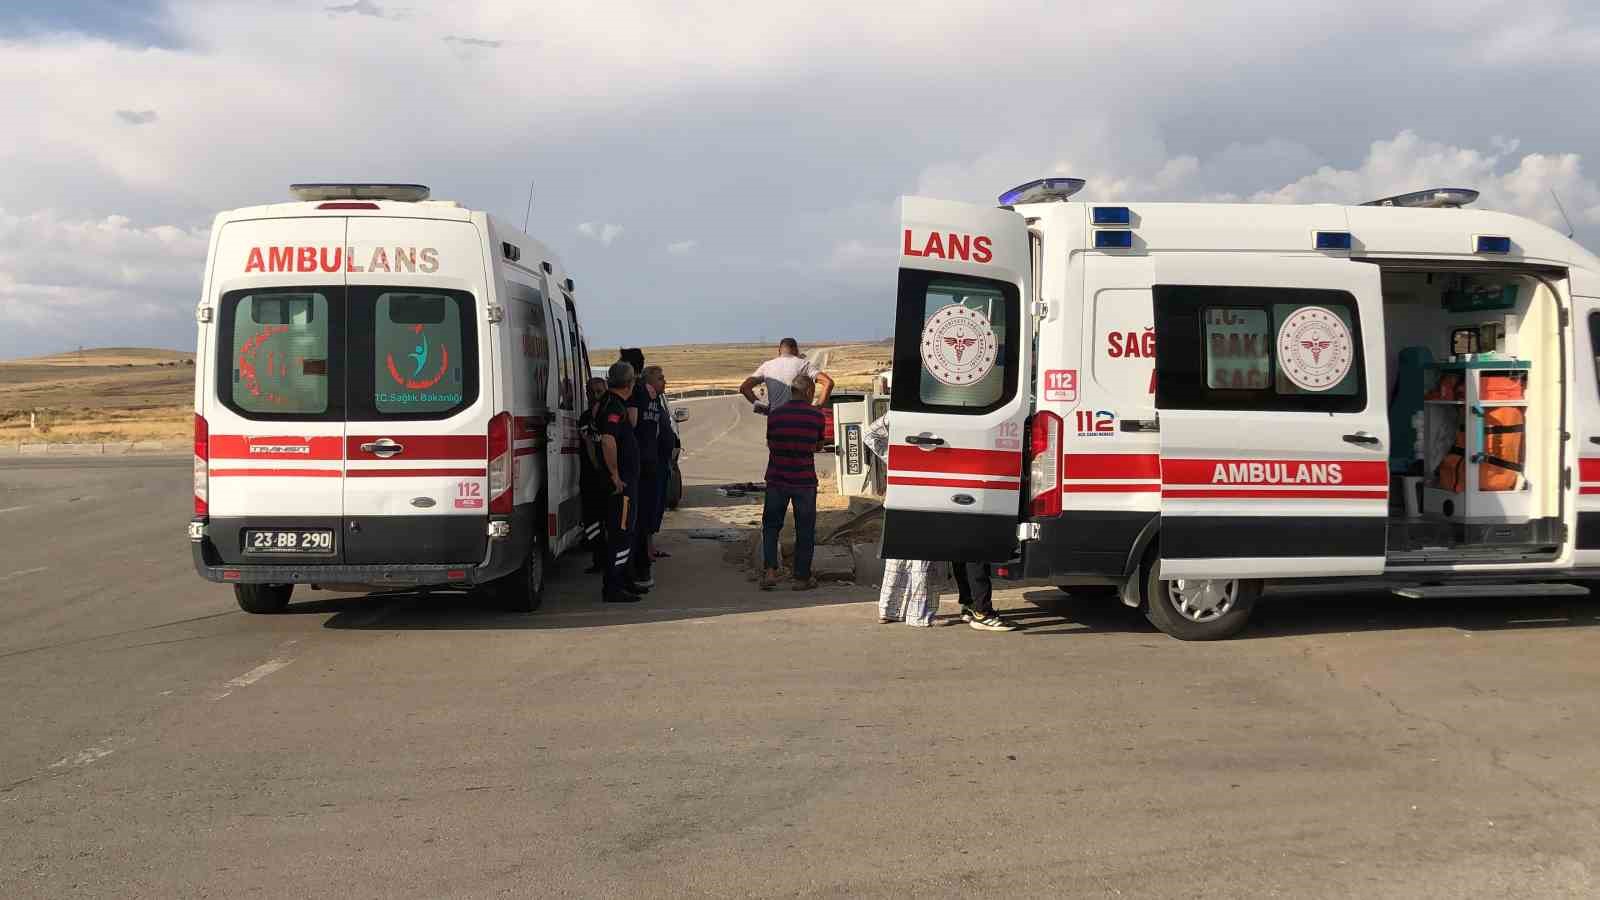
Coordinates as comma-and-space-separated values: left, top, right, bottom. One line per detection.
1551, 188, 1576, 239
522, 180, 535, 234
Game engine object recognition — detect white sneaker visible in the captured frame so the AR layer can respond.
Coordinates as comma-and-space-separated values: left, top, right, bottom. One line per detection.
968, 612, 1017, 632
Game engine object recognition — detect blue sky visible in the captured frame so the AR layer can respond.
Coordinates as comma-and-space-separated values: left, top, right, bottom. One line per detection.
1, 1, 1598, 358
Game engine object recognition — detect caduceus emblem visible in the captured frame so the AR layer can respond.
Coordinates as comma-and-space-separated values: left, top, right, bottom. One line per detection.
1300, 339, 1332, 363
944, 335, 977, 361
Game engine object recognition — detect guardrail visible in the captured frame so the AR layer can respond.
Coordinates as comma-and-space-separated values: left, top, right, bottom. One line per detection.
665, 388, 741, 401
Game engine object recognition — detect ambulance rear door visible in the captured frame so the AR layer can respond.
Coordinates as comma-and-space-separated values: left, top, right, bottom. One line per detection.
883, 197, 1032, 562
342, 217, 493, 566
1151, 256, 1389, 579
205, 217, 348, 564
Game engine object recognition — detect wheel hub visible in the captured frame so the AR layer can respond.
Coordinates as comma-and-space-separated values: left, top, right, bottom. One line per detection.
1167, 578, 1237, 623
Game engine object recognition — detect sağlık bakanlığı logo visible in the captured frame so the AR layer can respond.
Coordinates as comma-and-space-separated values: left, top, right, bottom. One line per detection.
921, 304, 999, 386
383, 323, 456, 403
1276, 306, 1353, 392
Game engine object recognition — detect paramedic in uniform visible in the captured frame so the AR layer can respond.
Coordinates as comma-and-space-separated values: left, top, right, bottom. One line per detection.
577, 376, 609, 574
740, 338, 834, 414
629, 364, 667, 588
598, 361, 645, 603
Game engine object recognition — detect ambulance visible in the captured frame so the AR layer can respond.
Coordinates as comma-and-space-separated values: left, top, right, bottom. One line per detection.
189, 184, 594, 614
887, 179, 1600, 639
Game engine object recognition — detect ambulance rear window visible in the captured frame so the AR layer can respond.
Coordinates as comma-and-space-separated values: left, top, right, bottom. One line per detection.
890, 270, 1020, 415
223, 290, 333, 417
365, 291, 474, 416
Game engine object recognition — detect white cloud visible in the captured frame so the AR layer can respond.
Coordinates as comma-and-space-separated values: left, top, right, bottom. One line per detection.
577, 222, 624, 245
0, 207, 208, 352
665, 239, 696, 255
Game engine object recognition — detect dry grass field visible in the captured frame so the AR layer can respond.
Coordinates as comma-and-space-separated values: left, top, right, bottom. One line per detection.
591, 340, 892, 391
1, 341, 892, 443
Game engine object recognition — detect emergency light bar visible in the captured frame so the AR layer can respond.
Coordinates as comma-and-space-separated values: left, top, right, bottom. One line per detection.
998, 178, 1086, 206
290, 183, 431, 202
1362, 188, 1479, 209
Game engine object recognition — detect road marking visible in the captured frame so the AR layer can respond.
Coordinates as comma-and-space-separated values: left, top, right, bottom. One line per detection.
225, 657, 293, 688
0, 505, 29, 514
49, 742, 115, 771
0, 566, 47, 582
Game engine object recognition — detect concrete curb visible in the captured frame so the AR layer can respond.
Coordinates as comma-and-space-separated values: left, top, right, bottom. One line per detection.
1, 439, 188, 456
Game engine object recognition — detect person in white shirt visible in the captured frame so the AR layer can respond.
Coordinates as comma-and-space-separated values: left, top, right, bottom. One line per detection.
740, 338, 834, 414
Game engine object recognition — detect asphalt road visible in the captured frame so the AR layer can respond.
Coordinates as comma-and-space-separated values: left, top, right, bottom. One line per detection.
3, 399, 1600, 897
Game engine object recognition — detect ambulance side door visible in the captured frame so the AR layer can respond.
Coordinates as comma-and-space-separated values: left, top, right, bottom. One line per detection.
1573, 295, 1600, 567
883, 197, 1031, 562
1152, 256, 1389, 579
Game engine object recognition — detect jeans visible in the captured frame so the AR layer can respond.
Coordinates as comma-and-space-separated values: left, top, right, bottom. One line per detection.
761, 484, 817, 578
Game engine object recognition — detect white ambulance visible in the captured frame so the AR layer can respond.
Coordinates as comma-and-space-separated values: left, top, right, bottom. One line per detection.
887, 180, 1600, 639
189, 184, 594, 614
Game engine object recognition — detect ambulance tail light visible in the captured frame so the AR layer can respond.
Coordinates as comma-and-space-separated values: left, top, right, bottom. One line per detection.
1029, 411, 1062, 518
487, 412, 514, 515
193, 413, 209, 517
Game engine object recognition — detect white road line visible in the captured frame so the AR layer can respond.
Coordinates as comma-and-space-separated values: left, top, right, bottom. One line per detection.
49, 742, 115, 771
0, 505, 30, 514
224, 657, 293, 688
1, 566, 48, 582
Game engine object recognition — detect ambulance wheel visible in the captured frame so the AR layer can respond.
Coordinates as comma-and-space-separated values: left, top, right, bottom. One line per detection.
666, 463, 683, 511
492, 535, 546, 613
1142, 561, 1258, 641
235, 583, 293, 614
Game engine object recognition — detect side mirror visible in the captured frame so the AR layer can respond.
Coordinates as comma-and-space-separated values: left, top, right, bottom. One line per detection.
673, 408, 690, 423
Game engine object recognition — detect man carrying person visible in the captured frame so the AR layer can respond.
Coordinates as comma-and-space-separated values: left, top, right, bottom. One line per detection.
740, 338, 834, 415
576, 376, 610, 573
629, 364, 668, 588
597, 361, 646, 603
760, 373, 827, 591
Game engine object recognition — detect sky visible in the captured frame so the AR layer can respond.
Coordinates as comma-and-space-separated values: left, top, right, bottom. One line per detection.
1, 1, 1598, 359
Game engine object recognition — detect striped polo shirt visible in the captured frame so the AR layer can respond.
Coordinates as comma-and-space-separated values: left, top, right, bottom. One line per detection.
765, 400, 826, 489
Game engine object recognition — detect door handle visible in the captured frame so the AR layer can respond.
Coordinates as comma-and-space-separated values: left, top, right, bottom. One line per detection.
1589, 437, 1600, 446
904, 433, 946, 449
360, 438, 404, 457
1342, 432, 1381, 446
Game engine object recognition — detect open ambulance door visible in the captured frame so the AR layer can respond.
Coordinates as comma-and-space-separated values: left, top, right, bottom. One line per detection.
1151, 256, 1389, 579
882, 197, 1032, 562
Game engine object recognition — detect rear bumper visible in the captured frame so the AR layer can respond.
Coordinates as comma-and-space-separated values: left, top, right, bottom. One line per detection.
189, 510, 530, 587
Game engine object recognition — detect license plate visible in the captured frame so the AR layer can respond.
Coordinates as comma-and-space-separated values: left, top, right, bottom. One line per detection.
244, 529, 335, 555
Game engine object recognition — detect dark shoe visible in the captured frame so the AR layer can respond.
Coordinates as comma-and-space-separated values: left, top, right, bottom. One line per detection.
625, 581, 653, 595
603, 590, 643, 603
791, 576, 819, 591
632, 575, 656, 589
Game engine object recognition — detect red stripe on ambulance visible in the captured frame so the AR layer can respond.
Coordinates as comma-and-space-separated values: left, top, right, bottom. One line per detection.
1064, 453, 1161, 479
210, 434, 343, 460
887, 445, 1021, 476
1161, 458, 1388, 488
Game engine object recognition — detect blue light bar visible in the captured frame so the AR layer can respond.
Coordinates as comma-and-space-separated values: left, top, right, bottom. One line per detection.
1476, 235, 1512, 254
1315, 231, 1353, 251
998, 177, 1086, 206
1092, 206, 1131, 226
1094, 230, 1134, 249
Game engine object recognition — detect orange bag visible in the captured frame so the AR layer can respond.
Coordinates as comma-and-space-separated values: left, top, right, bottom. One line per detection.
1480, 374, 1526, 401
1479, 406, 1525, 491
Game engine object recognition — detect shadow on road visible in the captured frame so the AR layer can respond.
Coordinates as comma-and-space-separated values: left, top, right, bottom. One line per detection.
1005, 587, 1600, 640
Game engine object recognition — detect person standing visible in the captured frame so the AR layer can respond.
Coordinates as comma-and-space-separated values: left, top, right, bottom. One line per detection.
597, 361, 645, 603
863, 412, 937, 626
576, 376, 610, 574
951, 563, 1017, 632
629, 364, 666, 588
760, 374, 827, 591
740, 338, 834, 415
649, 367, 679, 560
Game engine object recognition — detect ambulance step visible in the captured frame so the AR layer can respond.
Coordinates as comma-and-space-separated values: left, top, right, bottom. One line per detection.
1391, 583, 1590, 600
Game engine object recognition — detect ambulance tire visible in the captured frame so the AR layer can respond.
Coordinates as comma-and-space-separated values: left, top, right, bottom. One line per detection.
666, 463, 683, 511
1142, 559, 1258, 641
492, 532, 547, 614
235, 583, 293, 615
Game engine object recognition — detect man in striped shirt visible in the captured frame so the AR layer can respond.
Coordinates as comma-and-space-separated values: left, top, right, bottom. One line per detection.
761, 374, 827, 590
